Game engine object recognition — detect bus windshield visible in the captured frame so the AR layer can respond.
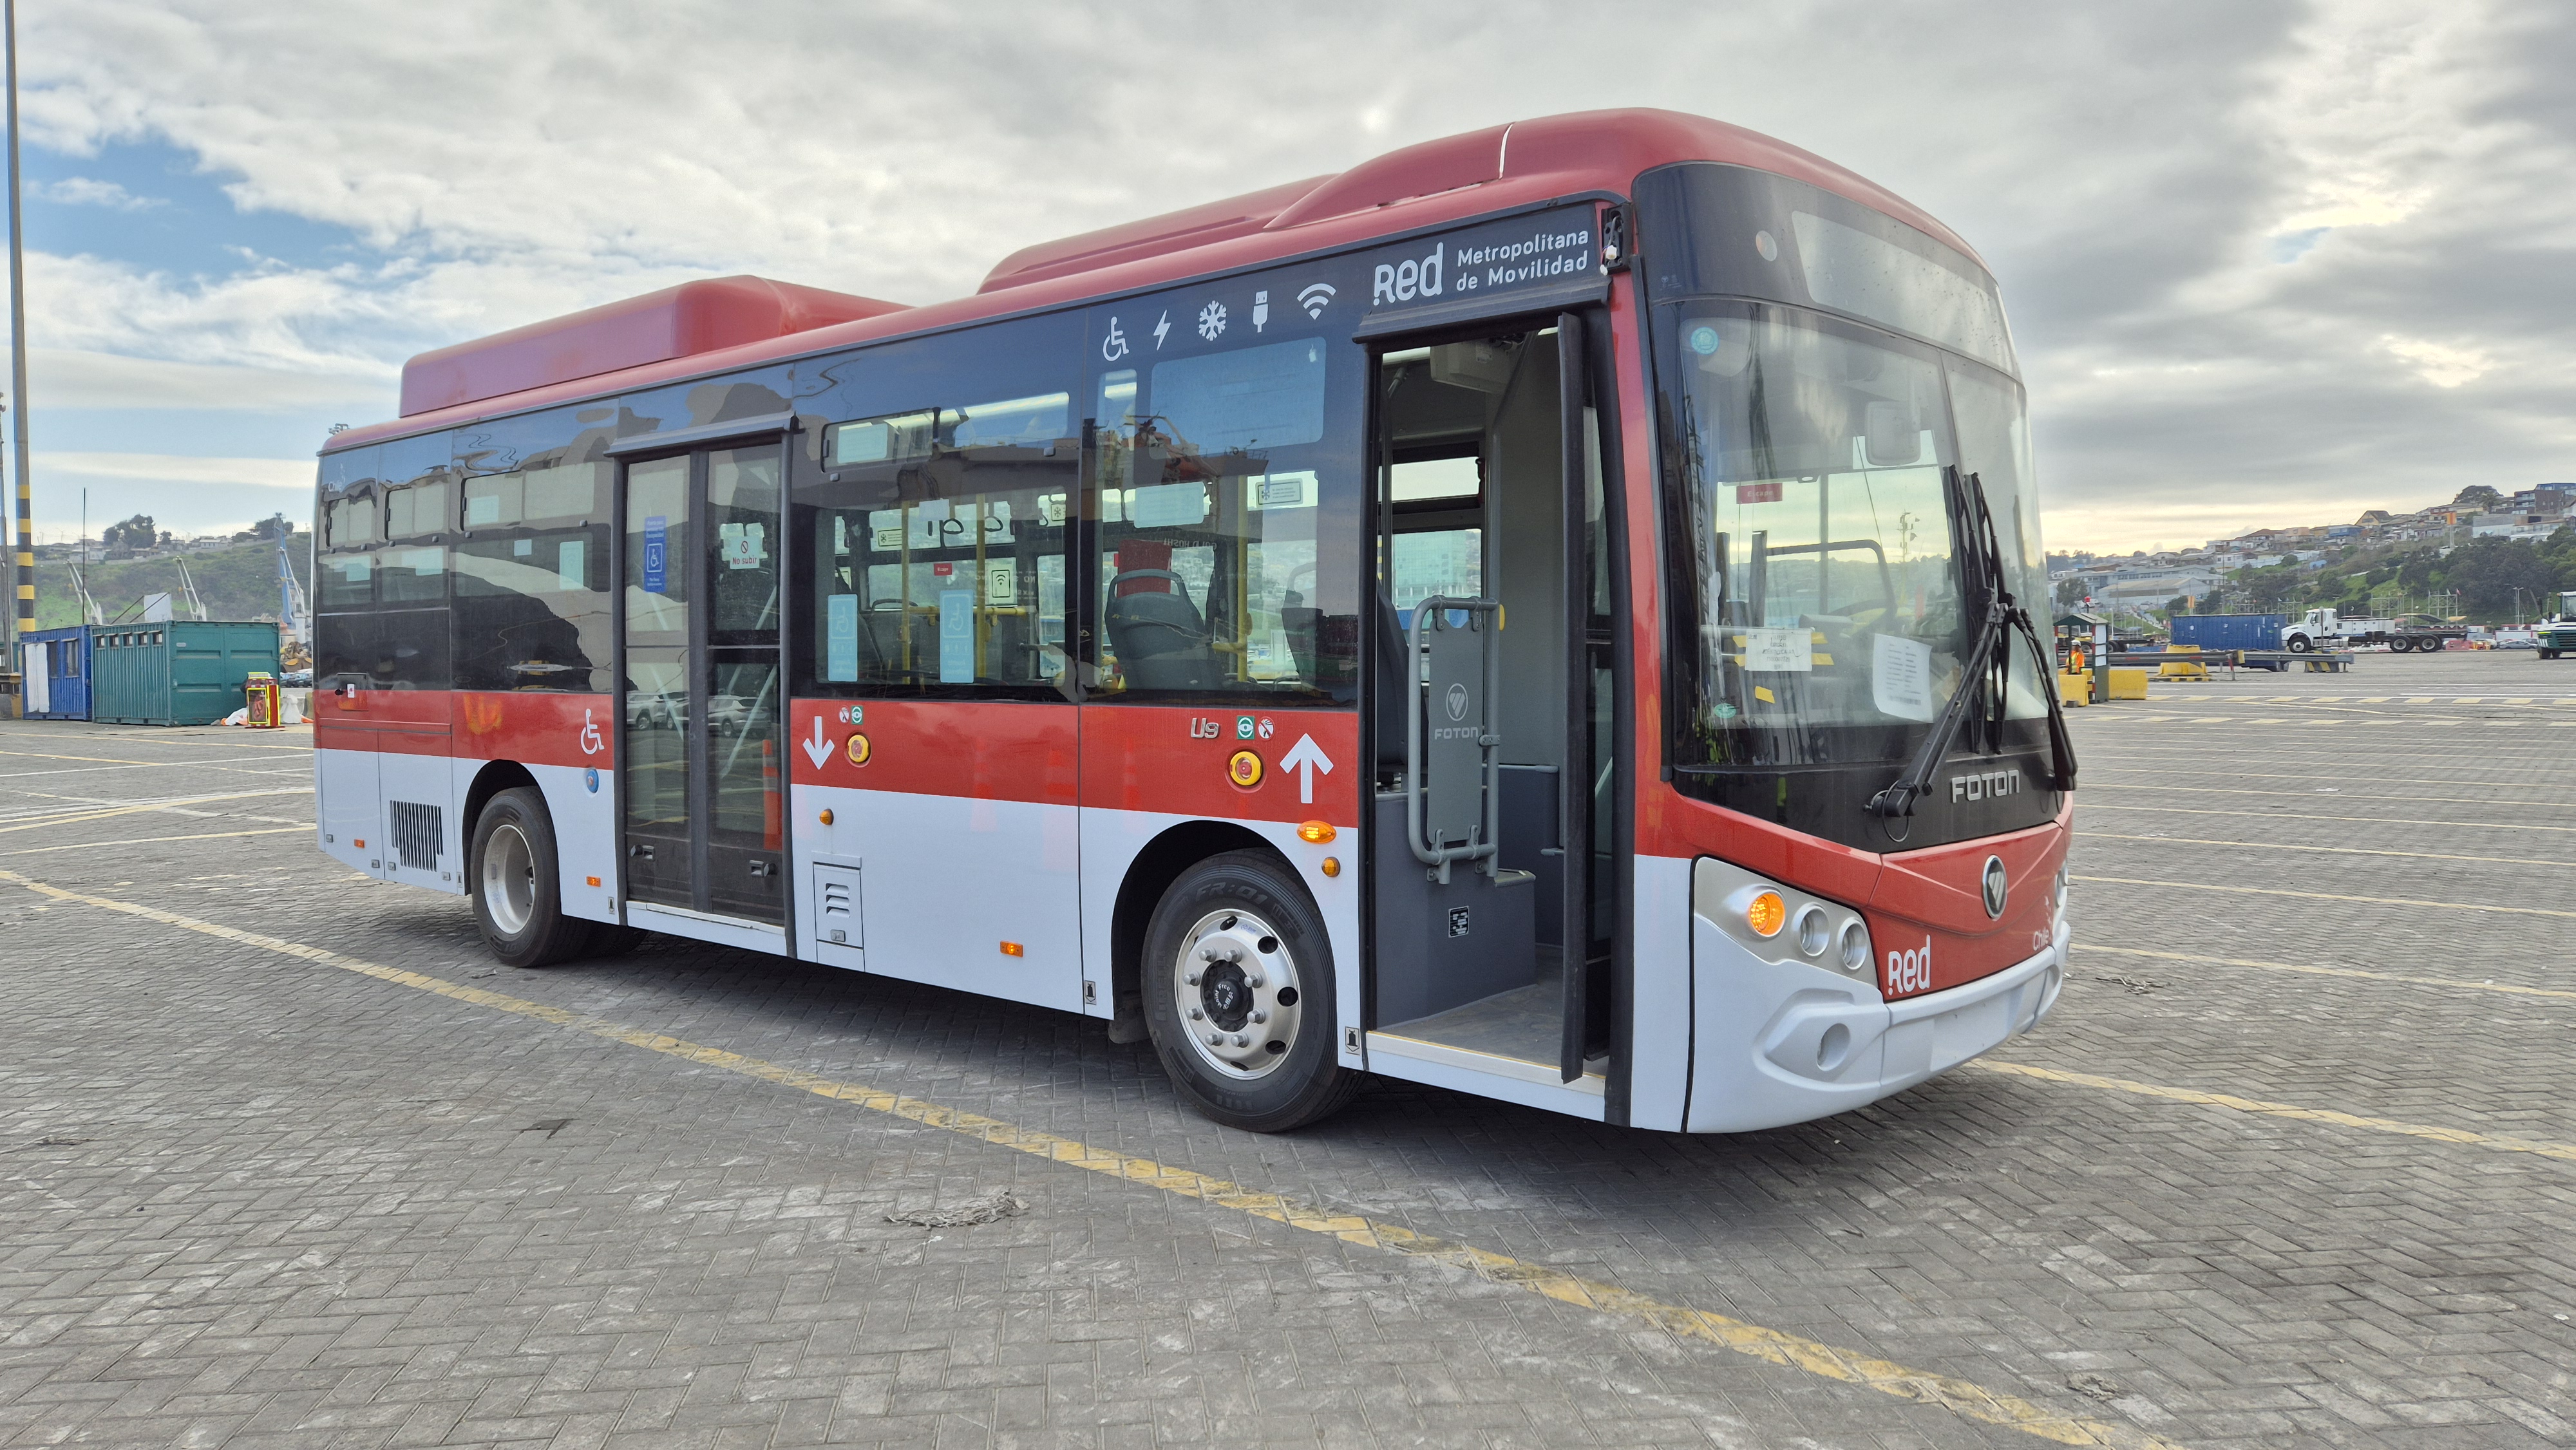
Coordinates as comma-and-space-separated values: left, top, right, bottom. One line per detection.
1665, 302, 2049, 778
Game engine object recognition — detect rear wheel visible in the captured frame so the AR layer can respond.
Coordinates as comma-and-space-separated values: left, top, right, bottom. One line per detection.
471, 787, 594, 968
1142, 849, 1358, 1133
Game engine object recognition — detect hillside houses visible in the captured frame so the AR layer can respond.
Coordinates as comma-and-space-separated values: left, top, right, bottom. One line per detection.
2048, 484, 2575, 610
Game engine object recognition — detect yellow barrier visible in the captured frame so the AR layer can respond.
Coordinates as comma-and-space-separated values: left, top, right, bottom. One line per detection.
2108, 667, 2149, 700
2056, 672, 2089, 707
2154, 646, 2210, 681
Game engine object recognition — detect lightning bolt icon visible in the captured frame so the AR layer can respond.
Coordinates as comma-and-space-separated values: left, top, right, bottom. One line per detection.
1152, 310, 1170, 349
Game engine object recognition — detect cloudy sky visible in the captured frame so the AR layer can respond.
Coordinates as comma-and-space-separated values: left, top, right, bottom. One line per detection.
6, 0, 2568, 552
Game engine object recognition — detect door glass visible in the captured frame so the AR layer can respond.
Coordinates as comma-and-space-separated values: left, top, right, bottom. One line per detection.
623, 649, 692, 908
623, 455, 694, 909
703, 654, 784, 919
625, 457, 690, 645
708, 446, 781, 641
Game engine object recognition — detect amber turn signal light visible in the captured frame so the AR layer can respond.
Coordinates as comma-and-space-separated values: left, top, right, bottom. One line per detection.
1320, 857, 1341, 878
1297, 820, 1336, 843
585, 875, 601, 887
999, 941, 1025, 957
1745, 890, 1787, 937
819, 808, 834, 825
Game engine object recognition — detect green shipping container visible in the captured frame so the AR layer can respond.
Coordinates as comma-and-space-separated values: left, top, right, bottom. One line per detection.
89, 621, 283, 725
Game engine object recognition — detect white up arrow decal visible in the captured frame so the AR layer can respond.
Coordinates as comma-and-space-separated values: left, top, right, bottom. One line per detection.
1280, 733, 1334, 804
802, 715, 834, 769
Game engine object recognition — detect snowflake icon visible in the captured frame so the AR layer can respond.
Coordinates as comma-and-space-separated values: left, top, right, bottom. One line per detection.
1197, 300, 1227, 341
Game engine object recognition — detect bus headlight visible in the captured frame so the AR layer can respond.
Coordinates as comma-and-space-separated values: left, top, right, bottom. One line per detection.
1794, 905, 1832, 957
1695, 858, 1875, 980
1839, 919, 1872, 973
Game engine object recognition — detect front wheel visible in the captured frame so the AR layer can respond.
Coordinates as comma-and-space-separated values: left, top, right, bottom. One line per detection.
2286, 636, 2313, 654
471, 787, 595, 968
1142, 849, 1358, 1133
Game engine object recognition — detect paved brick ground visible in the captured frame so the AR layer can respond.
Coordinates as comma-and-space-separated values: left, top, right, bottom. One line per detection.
2, 647, 2572, 1449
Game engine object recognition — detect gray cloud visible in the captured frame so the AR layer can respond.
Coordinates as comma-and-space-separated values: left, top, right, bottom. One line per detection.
10, 0, 2568, 548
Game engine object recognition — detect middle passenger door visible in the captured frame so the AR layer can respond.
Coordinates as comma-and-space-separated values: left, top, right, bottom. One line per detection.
787, 318, 1085, 1010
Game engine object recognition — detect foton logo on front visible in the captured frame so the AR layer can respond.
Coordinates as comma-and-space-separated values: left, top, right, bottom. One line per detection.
1886, 936, 1934, 995
1372, 246, 1444, 305
1950, 769, 2020, 803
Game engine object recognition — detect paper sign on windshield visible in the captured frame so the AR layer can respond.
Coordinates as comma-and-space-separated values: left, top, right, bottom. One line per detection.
1872, 634, 1937, 722
1743, 628, 1812, 673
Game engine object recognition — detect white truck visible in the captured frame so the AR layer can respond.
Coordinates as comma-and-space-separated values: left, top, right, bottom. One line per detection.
2281, 607, 2467, 654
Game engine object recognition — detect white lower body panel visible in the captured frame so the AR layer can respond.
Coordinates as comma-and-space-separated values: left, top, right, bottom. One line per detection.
791, 783, 1084, 1010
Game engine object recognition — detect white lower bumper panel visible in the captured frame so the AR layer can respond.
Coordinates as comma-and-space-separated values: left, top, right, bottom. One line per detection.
1686, 912, 2065, 1135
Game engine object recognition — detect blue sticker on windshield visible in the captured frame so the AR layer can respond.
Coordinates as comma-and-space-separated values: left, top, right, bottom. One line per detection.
1689, 326, 1720, 355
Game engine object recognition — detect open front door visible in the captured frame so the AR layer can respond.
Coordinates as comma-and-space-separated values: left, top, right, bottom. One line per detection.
618, 438, 791, 941
1363, 315, 1615, 1093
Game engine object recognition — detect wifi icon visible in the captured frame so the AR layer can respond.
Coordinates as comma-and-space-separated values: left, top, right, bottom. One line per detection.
1296, 283, 1336, 319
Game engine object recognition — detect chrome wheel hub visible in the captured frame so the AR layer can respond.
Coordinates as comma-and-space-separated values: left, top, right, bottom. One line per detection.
1170, 908, 1303, 1080
481, 823, 536, 936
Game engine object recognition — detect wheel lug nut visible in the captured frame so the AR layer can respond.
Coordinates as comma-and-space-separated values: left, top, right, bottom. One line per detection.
1245, 975, 1264, 989
1204, 1031, 1222, 1045
1250, 1010, 1267, 1024
1184, 971, 1200, 985
1187, 1007, 1203, 1021
1231, 1034, 1248, 1048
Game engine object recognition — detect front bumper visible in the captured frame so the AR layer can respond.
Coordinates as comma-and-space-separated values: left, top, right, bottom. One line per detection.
1685, 911, 2067, 1133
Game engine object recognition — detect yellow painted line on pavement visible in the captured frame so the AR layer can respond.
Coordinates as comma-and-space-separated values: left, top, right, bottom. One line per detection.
2072, 874, 2576, 920
2077, 802, 2576, 835
0, 788, 313, 834
0, 867, 2184, 1450
4, 826, 310, 856
2075, 943, 2576, 1004
2081, 833, 2572, 869
1970, 1061, 2576, 1165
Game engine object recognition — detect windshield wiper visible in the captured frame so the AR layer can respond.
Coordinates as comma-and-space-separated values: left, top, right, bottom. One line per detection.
1868, 467, 2077, 818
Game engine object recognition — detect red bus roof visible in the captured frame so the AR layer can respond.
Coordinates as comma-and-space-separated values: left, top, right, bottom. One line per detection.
343, 108, 1975, 451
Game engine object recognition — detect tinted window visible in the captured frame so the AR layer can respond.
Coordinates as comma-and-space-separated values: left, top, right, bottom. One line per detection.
791, 316, 1082, 701
376, 546, 448, 606
317, 551, 375, 610
316, 610, 451, 691
1084, 283, 1360, 704
453, 525, 611, 692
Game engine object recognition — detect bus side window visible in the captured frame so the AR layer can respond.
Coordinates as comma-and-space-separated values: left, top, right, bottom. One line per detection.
1085, 319, 1347, 701
810, 392, 1076, 695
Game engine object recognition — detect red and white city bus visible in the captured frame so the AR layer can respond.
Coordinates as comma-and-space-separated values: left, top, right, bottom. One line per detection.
313, 108, 2076, 1133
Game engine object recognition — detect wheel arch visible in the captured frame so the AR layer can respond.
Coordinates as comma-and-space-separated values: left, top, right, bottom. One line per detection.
1110, 820, 1290, 1023
464, 760, 543, 843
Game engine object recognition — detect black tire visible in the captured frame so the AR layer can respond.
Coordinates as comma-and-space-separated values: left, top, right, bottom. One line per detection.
2387, 637, 2411, 653
2286, 636, 2313, 654
469, 787, 594, 968
1141, 849, 1359, 1133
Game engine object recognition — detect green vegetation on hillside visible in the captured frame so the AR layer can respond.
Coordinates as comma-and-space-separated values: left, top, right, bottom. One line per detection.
30, 535, 314, 630
2213, 527, 2576, 624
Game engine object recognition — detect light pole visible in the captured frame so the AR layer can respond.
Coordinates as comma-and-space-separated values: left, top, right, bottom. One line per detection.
1, 0, 26, 714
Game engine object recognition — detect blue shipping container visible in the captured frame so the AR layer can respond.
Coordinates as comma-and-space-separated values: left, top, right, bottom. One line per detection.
17, 625, 91, 719
2170, 614, 2287, 652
